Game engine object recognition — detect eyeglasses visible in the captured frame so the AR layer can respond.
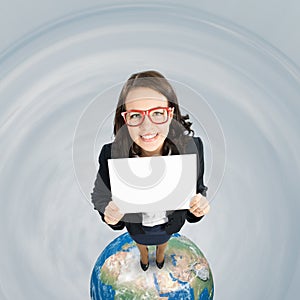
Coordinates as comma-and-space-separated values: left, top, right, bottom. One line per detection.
121, 106, 173, 127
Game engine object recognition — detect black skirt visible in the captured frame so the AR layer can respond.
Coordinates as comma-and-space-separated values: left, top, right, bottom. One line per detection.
129, 223, 171, 246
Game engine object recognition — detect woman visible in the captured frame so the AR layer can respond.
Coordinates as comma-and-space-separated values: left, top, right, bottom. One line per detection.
91, 70, 210, 271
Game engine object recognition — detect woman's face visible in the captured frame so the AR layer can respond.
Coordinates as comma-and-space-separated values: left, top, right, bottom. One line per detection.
124, 87, 174, 156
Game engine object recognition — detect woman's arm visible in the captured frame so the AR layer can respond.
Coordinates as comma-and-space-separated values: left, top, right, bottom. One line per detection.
195, 137, 208, 197
91, 144, 125, 230
186, 137, 209, 222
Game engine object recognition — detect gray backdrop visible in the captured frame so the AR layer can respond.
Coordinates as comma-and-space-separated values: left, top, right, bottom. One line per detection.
0, 1, 299, 299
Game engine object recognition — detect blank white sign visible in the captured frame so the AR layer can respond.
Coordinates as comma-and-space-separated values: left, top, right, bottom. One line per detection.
108, 154, 196, 213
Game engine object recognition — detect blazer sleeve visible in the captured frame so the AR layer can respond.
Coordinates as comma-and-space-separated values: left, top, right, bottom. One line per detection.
90, 144, 125, 231
195, 137, 208, 197
186, 136, 208, 223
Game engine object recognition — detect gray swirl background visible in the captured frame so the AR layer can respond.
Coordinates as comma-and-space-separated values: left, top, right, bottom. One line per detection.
1, 1, 300, 299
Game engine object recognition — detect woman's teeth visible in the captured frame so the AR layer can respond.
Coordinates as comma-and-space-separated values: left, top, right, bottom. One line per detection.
141, 133, 158, 141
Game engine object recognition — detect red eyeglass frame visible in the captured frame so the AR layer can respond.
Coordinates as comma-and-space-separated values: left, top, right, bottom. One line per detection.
121, 106, 173, 126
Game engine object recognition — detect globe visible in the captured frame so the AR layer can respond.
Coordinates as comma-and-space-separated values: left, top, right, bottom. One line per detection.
90, 232, 214, 299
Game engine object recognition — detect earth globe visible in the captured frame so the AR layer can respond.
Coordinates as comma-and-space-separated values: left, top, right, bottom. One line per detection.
90, 232, 214, 299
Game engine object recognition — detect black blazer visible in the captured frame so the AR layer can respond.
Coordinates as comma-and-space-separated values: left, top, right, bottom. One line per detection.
91, 136, 208, 235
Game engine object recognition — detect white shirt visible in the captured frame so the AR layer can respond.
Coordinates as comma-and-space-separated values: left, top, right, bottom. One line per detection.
132, 147, 171, 227
142, 211, 168, 227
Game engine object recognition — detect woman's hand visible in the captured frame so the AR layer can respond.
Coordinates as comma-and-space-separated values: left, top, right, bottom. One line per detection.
189, 193, 210, 217
104, 201, 124, 225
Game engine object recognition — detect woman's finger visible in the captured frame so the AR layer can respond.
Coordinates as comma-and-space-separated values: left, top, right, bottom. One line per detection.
199, 204, 210, 215
104, 202, 124, 224
189, 204, 200, 214
199, 202, 210, 211
190, 202, 210, 217
190, 195, 208, 210
190, 194, 201, 207
202, 205, 210, 214
198, 196, 208, 205
189, 198, 198, 207
104, 215, 118, 225
200, 205, 210, 215
191, 208, 202, 217
108, 201, 119, 211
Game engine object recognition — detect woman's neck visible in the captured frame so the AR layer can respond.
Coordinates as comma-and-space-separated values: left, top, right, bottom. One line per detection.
141, 145, 163, 157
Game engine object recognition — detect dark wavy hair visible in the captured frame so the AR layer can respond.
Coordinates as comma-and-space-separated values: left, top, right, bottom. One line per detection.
112, 70, 195, 158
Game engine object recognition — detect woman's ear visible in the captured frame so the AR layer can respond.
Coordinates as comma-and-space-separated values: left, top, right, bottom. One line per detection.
170, 107, 175, 119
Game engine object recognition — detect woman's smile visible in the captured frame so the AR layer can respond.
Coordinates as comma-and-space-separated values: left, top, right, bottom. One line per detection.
140, 133, 159, 142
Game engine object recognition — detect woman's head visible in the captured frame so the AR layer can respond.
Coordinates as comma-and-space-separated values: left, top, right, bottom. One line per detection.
123, 87, 174, 156
113, 70, 194, 157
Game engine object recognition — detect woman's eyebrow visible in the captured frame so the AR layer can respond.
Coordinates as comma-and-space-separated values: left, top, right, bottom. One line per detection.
126, 106, 163, 111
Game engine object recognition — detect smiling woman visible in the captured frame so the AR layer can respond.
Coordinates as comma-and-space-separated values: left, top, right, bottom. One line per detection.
91, 70, 209, 271
124, 88, 174, 156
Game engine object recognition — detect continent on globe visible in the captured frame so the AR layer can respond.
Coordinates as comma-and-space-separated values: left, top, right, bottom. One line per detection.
90, 232, 214, 300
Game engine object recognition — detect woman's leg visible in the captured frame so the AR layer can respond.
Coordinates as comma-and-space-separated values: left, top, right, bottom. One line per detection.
156, 241, 168, 263
136, 242, 149, 264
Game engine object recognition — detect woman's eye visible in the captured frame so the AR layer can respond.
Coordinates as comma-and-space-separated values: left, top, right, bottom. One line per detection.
152, 110, 164, 116
129, 113, 141, 119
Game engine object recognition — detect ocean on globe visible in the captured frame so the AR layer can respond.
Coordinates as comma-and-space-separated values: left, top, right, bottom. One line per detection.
90, 232, 214, 299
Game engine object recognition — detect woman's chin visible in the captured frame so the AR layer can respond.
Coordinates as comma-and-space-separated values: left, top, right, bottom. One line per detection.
137, 138, 164, 155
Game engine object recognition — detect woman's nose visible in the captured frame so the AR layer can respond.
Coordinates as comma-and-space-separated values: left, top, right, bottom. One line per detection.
140, 114, 153, 130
